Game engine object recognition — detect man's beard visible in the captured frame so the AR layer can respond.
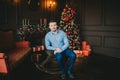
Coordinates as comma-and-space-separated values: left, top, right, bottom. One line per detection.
52, 28, 57, 32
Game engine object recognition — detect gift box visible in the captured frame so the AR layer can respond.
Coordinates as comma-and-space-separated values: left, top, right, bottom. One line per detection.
0, 53, 5, 58
0, 53, 8, 74
32, 45, 45, 52
82, 41, 87, 50
82, 50, 90, 56
86, 44, 91, 51
73, 50, 82, 55
73, 41, 91, 58
73, 50, 83, 57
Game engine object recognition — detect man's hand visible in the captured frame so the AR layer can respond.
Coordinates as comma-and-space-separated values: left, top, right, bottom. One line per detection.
54, 48, 62, 54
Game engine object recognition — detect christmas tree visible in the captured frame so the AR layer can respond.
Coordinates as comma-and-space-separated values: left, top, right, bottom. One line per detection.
59, 4, 81, 50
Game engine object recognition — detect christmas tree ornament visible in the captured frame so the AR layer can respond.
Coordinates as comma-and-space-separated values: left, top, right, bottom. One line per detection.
64, 17, 69, 22
71, 9, 76, 14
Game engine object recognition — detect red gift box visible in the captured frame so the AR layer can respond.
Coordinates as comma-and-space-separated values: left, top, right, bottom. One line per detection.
86, 45, 91, 51
82, 41, 87, 50
0, 53, 8, 74
32, 45, 45, 52
73, 50, 83, 57
73, 50, 82, 55
82, 50, 90, 56
0, 53, 4, 58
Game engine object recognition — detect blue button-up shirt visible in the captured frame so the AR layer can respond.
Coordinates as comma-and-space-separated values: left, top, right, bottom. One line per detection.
45, 30, 69, 51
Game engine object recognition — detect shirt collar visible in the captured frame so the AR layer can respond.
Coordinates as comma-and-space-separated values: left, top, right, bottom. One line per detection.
51, 30, 59, 35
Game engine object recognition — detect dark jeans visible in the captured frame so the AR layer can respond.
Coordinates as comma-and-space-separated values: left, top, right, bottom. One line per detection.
54, 48, 76, 72
41, 48, 76, 72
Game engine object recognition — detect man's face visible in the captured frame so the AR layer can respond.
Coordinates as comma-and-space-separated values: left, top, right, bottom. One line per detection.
49, 22, 58, 32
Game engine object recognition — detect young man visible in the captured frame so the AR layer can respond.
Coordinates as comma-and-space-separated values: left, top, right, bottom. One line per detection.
45, 21, 76, 79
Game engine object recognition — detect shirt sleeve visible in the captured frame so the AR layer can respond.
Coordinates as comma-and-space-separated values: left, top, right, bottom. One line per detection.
45, 34, 56, 50
61, 32, 69, 51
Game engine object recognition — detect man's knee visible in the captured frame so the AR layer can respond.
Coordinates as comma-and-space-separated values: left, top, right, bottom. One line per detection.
55, 53, 62, 58
70, 51, 76, 59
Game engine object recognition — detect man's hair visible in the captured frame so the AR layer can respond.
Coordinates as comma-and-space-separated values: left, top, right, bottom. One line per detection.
49, 20, 57, 25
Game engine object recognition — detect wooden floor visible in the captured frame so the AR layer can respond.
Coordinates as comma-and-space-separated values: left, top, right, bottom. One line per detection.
4, 53, 120, 80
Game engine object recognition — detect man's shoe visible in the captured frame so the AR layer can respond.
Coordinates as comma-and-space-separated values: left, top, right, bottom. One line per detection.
68, 74, 74, 79
60, 70, 66, 80
68, 71, 75, 79
60, 73, 66, 79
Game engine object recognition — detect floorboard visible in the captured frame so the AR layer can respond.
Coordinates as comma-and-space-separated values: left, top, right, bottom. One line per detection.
6, 53, 120, 80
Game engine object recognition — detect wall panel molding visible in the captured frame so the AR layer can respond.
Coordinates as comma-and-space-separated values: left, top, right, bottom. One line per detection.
79, 25, 120, 32
104, 36, 120, 49
82, 35, 102, 47
104, 0, 120, 26
84, 0, 102, 25
0, 0, 7, 25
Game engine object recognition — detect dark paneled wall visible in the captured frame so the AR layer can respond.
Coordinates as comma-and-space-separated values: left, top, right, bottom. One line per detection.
0, 0, 120, 58
79, 0, 120, 58
0, 0, 7, 26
